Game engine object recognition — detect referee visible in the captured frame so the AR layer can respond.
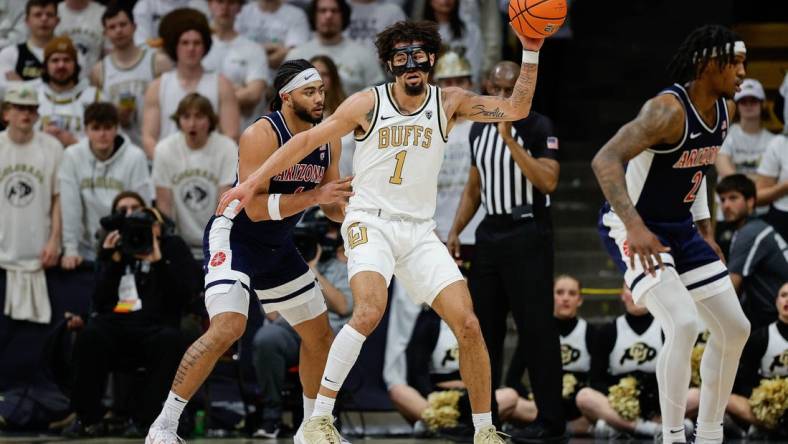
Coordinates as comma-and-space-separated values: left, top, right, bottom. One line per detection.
448, 61, 565, 443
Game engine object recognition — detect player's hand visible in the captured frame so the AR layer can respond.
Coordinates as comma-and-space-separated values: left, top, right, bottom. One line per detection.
703, 235, 726, 264
512, 25, 545, 52
446, 231, 461, 260
216, 182, 254, 217
626, 222, 670, 277
497, 121, 513, 140
60, 254, 83, 270
315, 176, 354, 205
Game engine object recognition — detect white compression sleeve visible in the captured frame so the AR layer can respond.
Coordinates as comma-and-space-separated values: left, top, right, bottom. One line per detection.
642, 268, 699, 444
694, 288, 750, 444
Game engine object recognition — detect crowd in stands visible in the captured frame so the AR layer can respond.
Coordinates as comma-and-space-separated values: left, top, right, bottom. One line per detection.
0, 0, 787, 441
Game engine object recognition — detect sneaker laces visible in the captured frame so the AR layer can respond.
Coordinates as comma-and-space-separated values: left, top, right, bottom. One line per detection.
477, 426, 509, 444
309, 416, 341, 444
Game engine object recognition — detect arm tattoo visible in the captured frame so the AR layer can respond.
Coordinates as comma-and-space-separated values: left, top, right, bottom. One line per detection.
470, 105, 505, 119
364, 105, 375, 125
510, 63, 538, 113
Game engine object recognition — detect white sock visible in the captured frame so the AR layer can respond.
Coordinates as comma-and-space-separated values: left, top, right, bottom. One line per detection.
303, 395, 315, 420
154, 391, 188, 430
694, 420, 723, 443
312, 394, 336, 418
660, 423, 686, 443
634, 419, 660, 437
472, 412, 492, 432
319, 325, 366, 392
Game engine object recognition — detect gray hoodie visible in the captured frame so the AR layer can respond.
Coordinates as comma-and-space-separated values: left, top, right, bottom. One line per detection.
59, 135, 153, 261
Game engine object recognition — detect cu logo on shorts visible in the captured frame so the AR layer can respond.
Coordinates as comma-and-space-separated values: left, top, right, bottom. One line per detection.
210, 251, 227, 267
347, 222, 368, 249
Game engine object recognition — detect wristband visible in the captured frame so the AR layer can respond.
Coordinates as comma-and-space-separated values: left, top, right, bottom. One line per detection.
267, 193, 282, 220
522, 50, 539, 65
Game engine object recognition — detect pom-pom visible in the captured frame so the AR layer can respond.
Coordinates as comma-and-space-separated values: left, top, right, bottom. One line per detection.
422, 390, 463, 430
563, 373, 578, 399
608, 376, 641, 422
750, 377, 788, 430
690, 343, 706, 387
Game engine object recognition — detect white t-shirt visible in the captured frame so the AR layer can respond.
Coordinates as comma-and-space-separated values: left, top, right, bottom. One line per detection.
37, 79, 101, 142
434, 119, 484, 243
152, 131, 238, 257
288, 38, 385, 94
0, 131, 63, 263
757, 135, 788, 212
100, 48, 157, 148
235, 2, 310, 49
203, 33, 270, 127
438, 21, 483, 83
346, 1, 406, 50
719, 123, 776, 176
56, 1, 106, 79
132, 0, 211, 45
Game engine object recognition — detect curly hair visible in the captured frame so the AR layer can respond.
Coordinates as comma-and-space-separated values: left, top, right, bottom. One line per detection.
159, 8, 212, 63
667, 25, 741, 84
374, 20, 442, 65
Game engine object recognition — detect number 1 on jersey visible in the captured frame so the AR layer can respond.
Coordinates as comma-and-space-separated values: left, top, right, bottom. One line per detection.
389, 150, 407, 185
684, 171, 703, 203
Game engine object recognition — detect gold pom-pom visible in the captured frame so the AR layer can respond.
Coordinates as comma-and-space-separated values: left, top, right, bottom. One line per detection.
421, 390, 462, 430
749, 377, 788, 430
608, 376, 641, 422
563, 373, 578, 399
690, 343, 705, 387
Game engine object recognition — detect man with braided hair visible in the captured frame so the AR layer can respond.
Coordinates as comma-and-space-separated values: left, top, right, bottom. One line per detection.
593, 25, 751, 444
146, 59, 353, 444
218, 19, 543, 444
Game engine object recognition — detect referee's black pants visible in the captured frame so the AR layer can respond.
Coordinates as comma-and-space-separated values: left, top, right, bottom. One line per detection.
469, 215, 564, 430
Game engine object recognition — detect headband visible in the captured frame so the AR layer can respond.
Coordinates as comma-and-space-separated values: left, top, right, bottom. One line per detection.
279, 68, 322, 96
692, 40, 746, 63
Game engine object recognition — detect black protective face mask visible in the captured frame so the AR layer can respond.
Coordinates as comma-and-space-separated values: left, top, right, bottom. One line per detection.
389, 45, 432, 77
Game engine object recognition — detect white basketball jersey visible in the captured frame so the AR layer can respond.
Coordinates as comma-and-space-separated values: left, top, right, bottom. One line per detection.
760, 322, 788, 378
349, 83, 448, 220
159, 71, 219, 140
561, 318, 591, 373
609, 315, 662, 376
102, 48, 156, 148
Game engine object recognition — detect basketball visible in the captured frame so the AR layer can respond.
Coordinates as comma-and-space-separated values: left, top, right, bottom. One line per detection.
509, 0, 567, 39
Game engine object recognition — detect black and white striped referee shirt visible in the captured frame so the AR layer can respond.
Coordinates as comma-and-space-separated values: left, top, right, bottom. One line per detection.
469, 112, 558, 216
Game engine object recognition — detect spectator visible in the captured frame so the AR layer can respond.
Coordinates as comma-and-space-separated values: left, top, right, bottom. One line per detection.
574, 287, 664, 440
447, 61, 564, 442
251, 224, 353, 438
152, 93, 237, 259
59, 102, 153, 270
203, 0, 270, 129
389, 309, 536, 432
423, 0, 482, 83
62, 201, 199, 438
716, 79, 776, 179
36, 35, 100, 147
131, 0, 210, 46
727, 282, 788, 439
0, 0, 59, 83
55, 0, 106, 80
778, 72, 787, 133
309, 54, 353, 176
288, 0, 384, 94
518, 275, 596, 435
0, 82, 62, 324
141, 8, 240, 158
755, 134, 788, 241
235, 0, 311, 69
433, 50, 483, 249
90, 3, 173, 149
345, 0, 405, 51
0, 0, 27, 49
718, 174, 788, 331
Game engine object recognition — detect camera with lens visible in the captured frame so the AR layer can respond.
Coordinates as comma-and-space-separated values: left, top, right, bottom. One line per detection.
293, 208, 338, 262
99, 209, 158, 257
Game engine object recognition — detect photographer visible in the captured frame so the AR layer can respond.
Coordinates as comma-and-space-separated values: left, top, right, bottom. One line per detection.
63, 192, 200, 438
251, 217, 353, 438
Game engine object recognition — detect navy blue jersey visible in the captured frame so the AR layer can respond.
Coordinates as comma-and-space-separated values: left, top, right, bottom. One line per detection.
225, 110, 329, 247
609, 83, 729, 223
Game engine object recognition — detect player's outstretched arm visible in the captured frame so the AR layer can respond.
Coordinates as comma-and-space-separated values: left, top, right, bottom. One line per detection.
318, 137, 353, 223
591, 94, 685, 274
216, 91, 374, 216
445, 32, 543, 123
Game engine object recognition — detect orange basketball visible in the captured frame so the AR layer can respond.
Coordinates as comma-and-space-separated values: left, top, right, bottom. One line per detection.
509, 0, 567, 39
